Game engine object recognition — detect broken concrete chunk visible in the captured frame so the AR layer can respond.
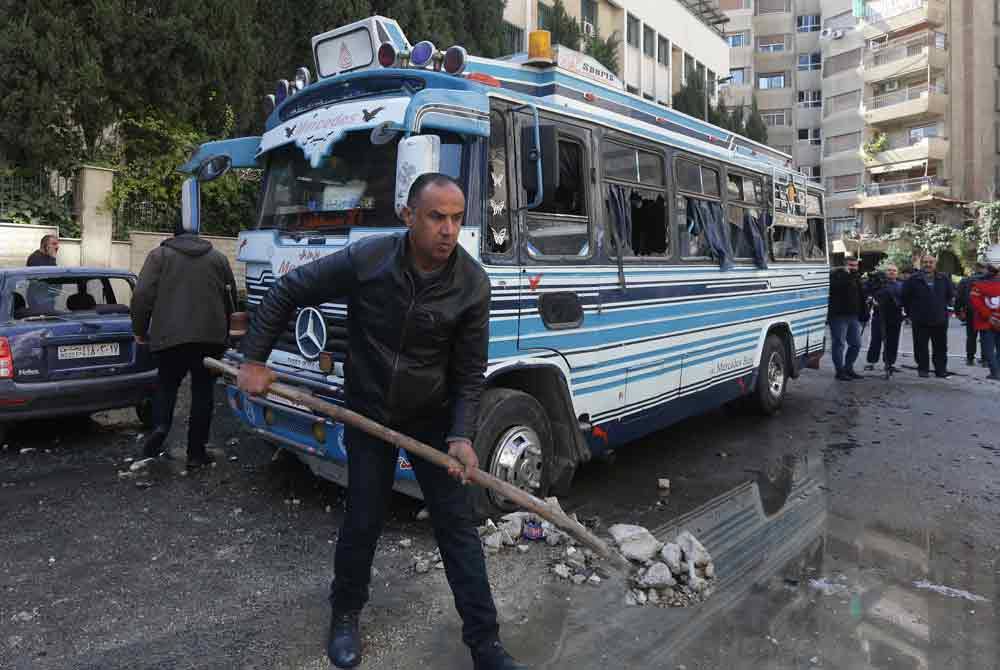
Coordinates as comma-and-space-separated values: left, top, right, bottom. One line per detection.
637, 562, 677, 589
130, 458, 155, 472
552, 563, 571, 579
647, 588, 661, 605
660, 543, 682, 574
687, 562, 708, 593
499, 518, 523, 543
571, 573, 587, 585
516, 544, 530, 554
416, 508, 430, 521
414, 559, 431, 574
587, 574, 602, 586
566, 557, 588, 573
657, 478, 671, 491
704, 562, 715, 579
631, 588, 648, 606
609, 524, 663, 562
676, 530, 712, 567
483, 532, 503, 554
399, 538, 413, 549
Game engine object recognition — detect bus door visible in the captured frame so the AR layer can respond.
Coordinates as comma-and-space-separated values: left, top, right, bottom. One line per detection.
513, 114, 595, 369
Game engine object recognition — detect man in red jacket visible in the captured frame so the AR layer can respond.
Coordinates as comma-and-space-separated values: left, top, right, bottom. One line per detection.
969, 245, 1000, 381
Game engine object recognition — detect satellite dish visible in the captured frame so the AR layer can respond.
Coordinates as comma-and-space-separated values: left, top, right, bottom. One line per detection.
370, 121, 401, 146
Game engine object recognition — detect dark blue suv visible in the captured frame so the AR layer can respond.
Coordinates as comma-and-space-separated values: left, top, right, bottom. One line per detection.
0, 267, 157, 445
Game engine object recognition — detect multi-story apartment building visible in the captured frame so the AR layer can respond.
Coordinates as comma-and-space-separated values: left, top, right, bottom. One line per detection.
722, 0, 1000, 260
502, 1, 730, 108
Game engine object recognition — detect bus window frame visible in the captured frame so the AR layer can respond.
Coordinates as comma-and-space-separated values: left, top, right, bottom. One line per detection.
482, 103, 518, 266
600, 133, 671, 263
674, 153, 725, 264
516, 113, 597, 265
723, 168, 767, 263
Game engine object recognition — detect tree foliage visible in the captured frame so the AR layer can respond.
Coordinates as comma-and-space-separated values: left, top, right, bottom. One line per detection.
546, 0, 583, 50
585, 30, 620, 73
743, 97, 768, 144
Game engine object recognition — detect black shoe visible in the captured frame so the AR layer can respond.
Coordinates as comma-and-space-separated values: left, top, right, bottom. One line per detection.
186, 453, 215, 469
141, 429, 167, 459
935, 371, 950, 378
847, 370, 863, 380
987, 374, 1000, 381
472, 640, 529, 670
918, 370, 930, 378
835, 372, 854, 381
327, 611, 362, 668
967, 357, 976, 366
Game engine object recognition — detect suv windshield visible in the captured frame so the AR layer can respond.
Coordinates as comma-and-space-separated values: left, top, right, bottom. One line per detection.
258, 130, 466, 232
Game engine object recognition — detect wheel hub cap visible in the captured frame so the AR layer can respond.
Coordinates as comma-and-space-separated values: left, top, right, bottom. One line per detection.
488, 426, 544, 505
767, 352, 784, 398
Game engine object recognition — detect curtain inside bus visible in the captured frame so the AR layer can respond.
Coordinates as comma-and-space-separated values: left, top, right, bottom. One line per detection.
745, 211, 769, 269
686, 198, 732, 270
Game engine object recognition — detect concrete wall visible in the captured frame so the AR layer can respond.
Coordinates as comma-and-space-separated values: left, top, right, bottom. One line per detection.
75, 166, 115, 268
129, 231, 245, 288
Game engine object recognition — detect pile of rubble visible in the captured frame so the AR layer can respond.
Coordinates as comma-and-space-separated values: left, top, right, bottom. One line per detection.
608, 524, 716, 607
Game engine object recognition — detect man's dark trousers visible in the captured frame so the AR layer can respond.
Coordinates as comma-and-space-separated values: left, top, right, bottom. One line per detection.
882, 317, 902, 366
866, 310, 883, 365
912, 324, 948, 375
331, 422, 499, 650
965, 318, 981, 361
151, 343, 225, 459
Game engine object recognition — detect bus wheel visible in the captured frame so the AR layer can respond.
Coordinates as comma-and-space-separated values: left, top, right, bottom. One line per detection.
471, 388, 552, 519
752, 334, 788, 415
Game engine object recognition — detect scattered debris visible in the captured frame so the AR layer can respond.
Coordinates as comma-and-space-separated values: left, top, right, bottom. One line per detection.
482, 532, 503, 554
587, 574, 602, 586
11, 610, 36, 623
414, 559, 431, 574
552, 563, 571, 579
657, 478, 671, 491
609, 525, 717, 608
609, 524, 662, 562
434, 561, 445, 570
516, 544, 530, 554
415, 508, 430, 521
571, 573, 587, 585
228, 455, 239, 462
912, 580, 989, 603
19, 448, 36, 455
129, 458, 155, 472
808, 578, 849, 596
399, 538, 412, 549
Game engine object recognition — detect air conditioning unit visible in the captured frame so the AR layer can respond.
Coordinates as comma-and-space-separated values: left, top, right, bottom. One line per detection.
583, 21, 596, 37
884, 80, 900, 92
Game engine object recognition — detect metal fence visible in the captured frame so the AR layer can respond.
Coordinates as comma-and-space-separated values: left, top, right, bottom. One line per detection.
112, 199, 177, 240
0, 172, 75, 224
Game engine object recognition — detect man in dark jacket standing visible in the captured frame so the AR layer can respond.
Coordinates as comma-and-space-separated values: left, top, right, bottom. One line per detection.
828, 257, 866, 380
955, 262, 986, 366
26, 234, 59, 266
902, 254, 954, 378
131, 228, 237, 466
237, 174, 525, 670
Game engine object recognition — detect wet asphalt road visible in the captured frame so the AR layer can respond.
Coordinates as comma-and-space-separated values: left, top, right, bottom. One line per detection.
1, 322, 997, 669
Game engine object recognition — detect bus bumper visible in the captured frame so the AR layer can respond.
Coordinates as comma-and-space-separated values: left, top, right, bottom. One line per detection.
224, 384, 424, 500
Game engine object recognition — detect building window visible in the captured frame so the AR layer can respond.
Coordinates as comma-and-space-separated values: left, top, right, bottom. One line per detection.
729, 68, 748, 85
796, 15, 821, 32
824, 89, 861, 116
720, 0, 753, 8
798, 127, 821, 145
798, 90, 822, 108
582, 0, 597, 27
727, 31, 749, 48
538, 2, 553, 31
757, 0, 789, 15
643, 26, 655, 58
824, 49, 861, 77
627, 13, 640, 48
658, 37, 669, 66
774, 145, 793, 154
757, 35, 786, 52
761, 109, 787, 126
824, 131, 861, 157
757, 72, 786, 89
798, 52, 821, 71
908, 124, 940, 143
828, 173, 861, 193
800, 165, 822, 182
502, 21, 524, 55
824, 11, 857, 30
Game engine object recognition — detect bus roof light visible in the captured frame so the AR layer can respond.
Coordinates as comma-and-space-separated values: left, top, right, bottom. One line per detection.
378, 41, 398, 67
526, 30, 554, 64
294, 67, 312, 91
443, 46, 467, 74
275, 80, 290, 104
410, 40, 436, 68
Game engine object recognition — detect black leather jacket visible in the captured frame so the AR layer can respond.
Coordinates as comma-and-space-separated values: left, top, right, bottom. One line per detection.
240, 233, 491, 442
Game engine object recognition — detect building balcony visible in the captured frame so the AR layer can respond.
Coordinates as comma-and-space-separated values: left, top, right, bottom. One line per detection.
853, 176, 951, 210
863, 85, 946, 126
863, 33, 947, 83
860, 0, 946, 38
863, 136, 948, 170
755, 49, 796, 73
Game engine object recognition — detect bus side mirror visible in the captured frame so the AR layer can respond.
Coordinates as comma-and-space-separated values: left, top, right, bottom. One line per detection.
180, 177, 200, 234
395, 135, 441, 217
520, 124, 558, 209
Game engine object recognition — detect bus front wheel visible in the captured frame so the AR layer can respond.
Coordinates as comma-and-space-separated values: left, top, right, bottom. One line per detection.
471, 388, 552, 519
752, 334, 788, 415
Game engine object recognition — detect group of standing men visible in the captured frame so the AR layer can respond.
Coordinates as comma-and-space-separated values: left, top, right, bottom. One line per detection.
828, 251, 1000, 381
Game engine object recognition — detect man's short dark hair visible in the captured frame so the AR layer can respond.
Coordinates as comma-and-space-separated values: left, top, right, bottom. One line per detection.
40, 234, 56, 247
407, 173, 464, 209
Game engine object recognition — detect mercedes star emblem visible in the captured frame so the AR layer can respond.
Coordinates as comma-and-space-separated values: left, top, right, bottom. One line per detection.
295, 307, 327, 360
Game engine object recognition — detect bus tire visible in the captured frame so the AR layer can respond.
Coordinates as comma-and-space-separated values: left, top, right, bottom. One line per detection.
471, 388, 552, 519
752, 334, 788, 416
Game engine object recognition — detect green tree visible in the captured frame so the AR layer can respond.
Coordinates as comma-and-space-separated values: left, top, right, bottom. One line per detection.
546, 0, 583, 50
671, 68, 707, 121
585, 30, 620, 73
744, 97, 769, 144
708, 97, 730, 131
728, 103, 746, 136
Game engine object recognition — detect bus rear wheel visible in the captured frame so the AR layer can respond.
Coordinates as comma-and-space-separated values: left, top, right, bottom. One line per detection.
471, 388, 552, 519
751, 334, 788, 415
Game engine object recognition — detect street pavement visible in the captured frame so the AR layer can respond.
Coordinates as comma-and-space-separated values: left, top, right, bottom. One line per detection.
1, 320, 997, 669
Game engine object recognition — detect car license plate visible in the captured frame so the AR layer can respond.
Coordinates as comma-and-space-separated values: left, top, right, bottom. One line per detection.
57, 343, 120, 360
266, 392, 310, 413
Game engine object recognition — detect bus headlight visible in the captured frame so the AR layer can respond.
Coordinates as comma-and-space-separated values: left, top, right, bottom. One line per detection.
410, 41, 436, 68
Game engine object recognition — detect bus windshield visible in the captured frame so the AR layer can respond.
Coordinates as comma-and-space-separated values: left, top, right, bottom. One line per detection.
258, 130, 466, 232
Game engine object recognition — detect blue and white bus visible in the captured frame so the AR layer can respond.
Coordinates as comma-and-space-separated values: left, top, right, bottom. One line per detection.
181, 17, 829, 516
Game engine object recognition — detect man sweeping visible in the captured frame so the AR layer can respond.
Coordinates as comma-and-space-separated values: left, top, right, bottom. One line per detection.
236, 173, 526, 670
